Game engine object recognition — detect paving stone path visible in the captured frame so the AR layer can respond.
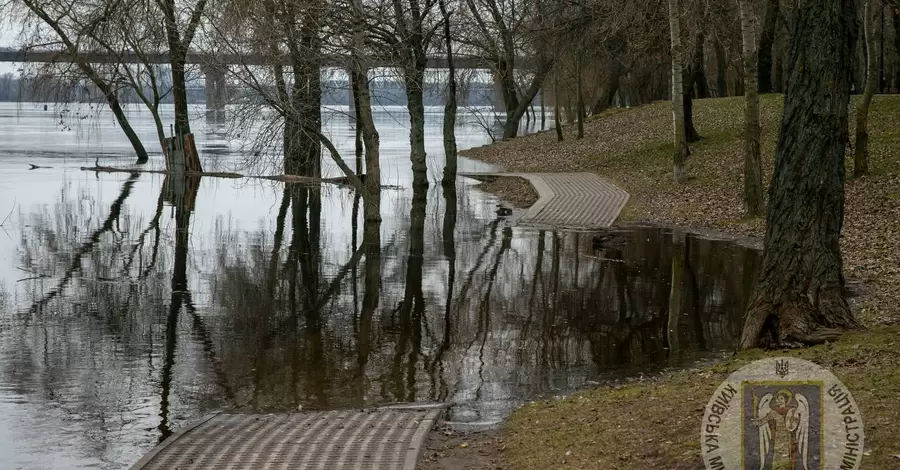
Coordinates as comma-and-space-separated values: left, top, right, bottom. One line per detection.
462, 172, 630, 230
130, 406, 442, 470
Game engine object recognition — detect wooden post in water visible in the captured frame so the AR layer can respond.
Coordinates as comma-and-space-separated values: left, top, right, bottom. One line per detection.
163, 125, 203, 173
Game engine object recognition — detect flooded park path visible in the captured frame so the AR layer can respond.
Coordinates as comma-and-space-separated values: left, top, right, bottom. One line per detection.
0, 103, 760, 468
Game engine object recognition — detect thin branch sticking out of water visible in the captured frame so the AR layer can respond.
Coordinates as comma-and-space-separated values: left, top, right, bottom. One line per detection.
0, 199, 15, 227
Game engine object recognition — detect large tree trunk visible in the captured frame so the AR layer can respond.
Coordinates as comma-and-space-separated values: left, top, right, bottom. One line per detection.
686, 33, 710, 99
440, 0, 458, 187
855, 0, 879, 177
715, 40, 729, 97
591, 65, 620, 114
740, 0, 862, 349
683, 93, 700, 142
757, 0, 780, 93
405, 63, 429, 189
500, 61, 553, 139
893, 9, 900, 90
350, 0, 381, 222
683, 38, 704, 143
739, 0, 764, 217
576, 56, 585, 139
170, 56, 191, 137
554, 73, 564, 142
107, 92, 150, 164
669, 0, 690, 181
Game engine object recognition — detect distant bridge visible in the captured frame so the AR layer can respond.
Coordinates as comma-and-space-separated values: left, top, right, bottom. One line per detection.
0, 47, 494, 69
0, 47, 513, 115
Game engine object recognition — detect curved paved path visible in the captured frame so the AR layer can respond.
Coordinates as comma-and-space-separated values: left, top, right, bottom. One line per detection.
463, 172, 630, 230
131, 406, 442, 470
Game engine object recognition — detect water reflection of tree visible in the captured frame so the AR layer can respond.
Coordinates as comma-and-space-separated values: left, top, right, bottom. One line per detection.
10, 174, 237, 457
7, 172, 765, 461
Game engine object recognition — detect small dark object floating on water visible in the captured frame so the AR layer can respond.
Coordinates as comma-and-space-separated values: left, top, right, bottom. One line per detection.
28, 164, 52, 170
592, 233, 627, 250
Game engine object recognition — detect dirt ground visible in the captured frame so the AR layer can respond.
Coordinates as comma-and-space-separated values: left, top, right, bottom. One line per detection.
475, 176, 539, 209
416, 423, 505, 470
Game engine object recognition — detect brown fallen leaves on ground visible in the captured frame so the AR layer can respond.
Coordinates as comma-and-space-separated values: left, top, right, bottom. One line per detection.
475, 176, 540, 209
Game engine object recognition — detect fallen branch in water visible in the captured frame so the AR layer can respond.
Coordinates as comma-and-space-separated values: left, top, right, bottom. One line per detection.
75, 162, 356, 185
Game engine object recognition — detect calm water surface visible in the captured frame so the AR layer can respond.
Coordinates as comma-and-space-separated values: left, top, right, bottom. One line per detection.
0, 103, 760, 469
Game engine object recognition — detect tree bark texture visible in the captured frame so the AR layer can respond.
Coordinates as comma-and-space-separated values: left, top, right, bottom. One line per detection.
893, 8, 900, 89
683, 35, 704, 143
740, 0, 765, 217
740, 0, 862, 349
554, 73, 564, 142
439, 0, 458, 187
715, 40, 729, 97
855, 0, 878, 178
757, 0, 780, 93
405, 64, 429, 189
576, 56, 585, 139
668, 0, 690, 180
351, 0, 381, 222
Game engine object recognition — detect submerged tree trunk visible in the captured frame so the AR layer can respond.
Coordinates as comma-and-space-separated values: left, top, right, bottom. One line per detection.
440, 0, 458, 187
669, 0, 690, 180
740, 0, 862, 349
351, 0, 381, 222
169, 56, 191, 138
405, 63, 429, 189
108, 92, 150, 164
855, 0, 878, 178
740, 0, 764, 216
757, 0, 780, 93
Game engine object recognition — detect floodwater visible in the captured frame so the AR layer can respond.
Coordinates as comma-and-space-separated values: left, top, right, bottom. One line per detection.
0, 102, 761, 469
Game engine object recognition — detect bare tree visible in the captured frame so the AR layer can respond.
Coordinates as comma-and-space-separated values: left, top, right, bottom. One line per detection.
369, 0, 440, 188
15, 0, 152, 163
460, 0, 555, 139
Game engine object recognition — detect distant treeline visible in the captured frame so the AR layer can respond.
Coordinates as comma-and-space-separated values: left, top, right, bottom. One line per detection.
0, 73, 497, 107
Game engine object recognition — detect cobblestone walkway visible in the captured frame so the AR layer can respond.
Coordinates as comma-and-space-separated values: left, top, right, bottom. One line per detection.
463, 172, 629, 230
130, 406, 442, 470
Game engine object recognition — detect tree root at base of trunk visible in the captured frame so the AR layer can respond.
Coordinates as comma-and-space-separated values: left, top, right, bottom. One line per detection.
740, 290, 864, 349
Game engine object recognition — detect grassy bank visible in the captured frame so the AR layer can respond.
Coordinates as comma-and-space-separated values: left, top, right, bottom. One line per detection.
461, 95, 900, 469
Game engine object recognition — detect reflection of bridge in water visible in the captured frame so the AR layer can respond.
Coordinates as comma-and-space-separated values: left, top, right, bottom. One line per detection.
0, 47, 511, 115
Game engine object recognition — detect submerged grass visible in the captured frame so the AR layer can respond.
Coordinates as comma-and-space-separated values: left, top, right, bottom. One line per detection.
461, 95, 900, 469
